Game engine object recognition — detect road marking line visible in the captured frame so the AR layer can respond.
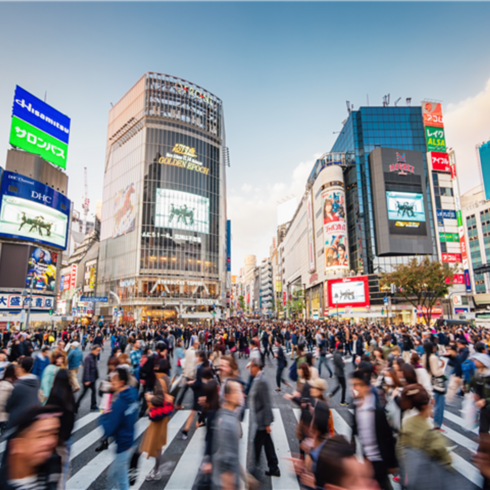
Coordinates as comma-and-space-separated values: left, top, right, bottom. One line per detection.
271, 408, 300, 490
239, 410, 250, 490
444, 410, 479, 435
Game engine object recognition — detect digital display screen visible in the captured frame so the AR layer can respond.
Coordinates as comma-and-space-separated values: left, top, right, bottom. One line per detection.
26, 247, 57, 293
155, 188, 209, 234
330, 280, 366, 305
386, 191, 426, 222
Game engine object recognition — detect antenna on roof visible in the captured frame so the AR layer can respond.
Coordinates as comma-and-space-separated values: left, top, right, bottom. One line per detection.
394, 97, 401, 107
406, 98, 411, 106
346, 101, 351, 114
382, 94, 390, 107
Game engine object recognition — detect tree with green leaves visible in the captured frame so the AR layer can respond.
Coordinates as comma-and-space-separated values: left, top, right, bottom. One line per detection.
380, 256, 456, 326
238, 295, 245, 312
286, 290, 305, 319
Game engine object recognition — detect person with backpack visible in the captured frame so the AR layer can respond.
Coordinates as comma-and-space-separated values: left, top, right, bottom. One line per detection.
317, 333, 333, 378
274, 338, 290, 392
468, 353, 490, 435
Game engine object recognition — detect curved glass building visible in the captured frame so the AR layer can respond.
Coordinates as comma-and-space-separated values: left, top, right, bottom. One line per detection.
98, 73, 227, 322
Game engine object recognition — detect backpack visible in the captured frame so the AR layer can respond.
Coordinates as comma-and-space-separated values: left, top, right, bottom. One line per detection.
462, 359, 476, 383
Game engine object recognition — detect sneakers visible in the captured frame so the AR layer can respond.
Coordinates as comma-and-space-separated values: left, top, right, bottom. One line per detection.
145, 470, 156, 481
340, 402, 349, 407
275, 388, 281, 392
180, 430, 188, 440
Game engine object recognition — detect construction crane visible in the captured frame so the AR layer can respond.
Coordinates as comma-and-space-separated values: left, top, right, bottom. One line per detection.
82, 167, 90, 235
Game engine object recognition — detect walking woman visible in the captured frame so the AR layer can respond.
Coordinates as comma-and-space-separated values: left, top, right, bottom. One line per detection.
140, 359, 173, 481
422, 341, 446, 430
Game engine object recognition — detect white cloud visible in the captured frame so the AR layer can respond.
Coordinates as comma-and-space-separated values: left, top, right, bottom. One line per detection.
229, 155, 319, 273
445, 78, 490, 194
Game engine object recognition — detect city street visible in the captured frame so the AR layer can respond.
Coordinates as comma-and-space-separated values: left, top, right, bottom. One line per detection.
57, 346, 482, 490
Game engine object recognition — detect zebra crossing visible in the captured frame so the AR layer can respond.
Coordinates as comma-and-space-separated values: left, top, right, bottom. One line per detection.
56, 401, 485, 490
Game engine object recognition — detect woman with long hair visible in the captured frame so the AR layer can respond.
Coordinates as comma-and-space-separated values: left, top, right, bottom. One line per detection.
40, 352, 65, 403
46, 368, 76, 489
422, 341, 446, 430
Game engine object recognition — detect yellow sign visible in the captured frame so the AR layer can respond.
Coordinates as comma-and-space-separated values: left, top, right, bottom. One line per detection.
158, 156, 209, 175
395, 221, 420, 228
172, 144, 197, 158
276, 281, 282, 292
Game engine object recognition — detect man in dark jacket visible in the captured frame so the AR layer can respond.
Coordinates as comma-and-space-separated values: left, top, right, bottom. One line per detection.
101, 367, 138, 490
351, 369, 398, 490
329, 347, 348, 406
274, 339, 289, 392
351, 333, 364, 366
250, 359, 280, 478
6, 357, 40, 430
75, 345, 101, 412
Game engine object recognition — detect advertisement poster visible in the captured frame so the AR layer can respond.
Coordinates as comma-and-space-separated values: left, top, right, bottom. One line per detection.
26, 247, 57, 292
0, 172, 70, 250
422, 102, 444, 128
429, 152, 451, 173
424, 126, 446, 152
386, 191, 426, 222
327, 276, 370, 308
84, 259, 97, 292
323, 189, 348, 271
155, 188, 209, 234
113, 183, 136, 238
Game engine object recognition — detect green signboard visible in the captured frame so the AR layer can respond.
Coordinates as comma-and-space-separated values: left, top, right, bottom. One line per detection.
9, 116, 68, 169
456, 210, 463, 227
425, 126, 446, 152
439, 232, 459, 243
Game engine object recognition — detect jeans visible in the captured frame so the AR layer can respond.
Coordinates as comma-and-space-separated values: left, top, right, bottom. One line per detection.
318, 356, 332, 377
108, 448, 131, 490
433, 391, 445, 429
285, 340, 291, 352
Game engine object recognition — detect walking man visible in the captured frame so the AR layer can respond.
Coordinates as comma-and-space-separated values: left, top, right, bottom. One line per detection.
67, 341, 83, 392
317, 333, 333, 378
274, 339, 290, 392
328, 345, 348, 406
250, 359, 280, 478
76, 345, 100, 412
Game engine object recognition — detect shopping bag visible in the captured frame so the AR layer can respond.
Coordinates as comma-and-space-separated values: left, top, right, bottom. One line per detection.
462, 393, 478, 431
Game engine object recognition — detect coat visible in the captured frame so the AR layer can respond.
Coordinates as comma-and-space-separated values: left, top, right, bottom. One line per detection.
0, 379, 14, 422
352, 390, 398, 470
252, 371, 273, 430
5, 374, 40, 429
40, 365, 60, 402
82, 353, 99, 384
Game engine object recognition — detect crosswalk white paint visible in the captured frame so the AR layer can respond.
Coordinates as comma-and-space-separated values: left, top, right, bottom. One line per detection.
67, 418, 150, 490
165, 425, 206, 490
444, 410, 479, 435
239, 409, 250, 490
70, 426, 104, 460
73, 411, 100, 432
271, 408, 300, 490
450, 452, 483, 487
331, 408, 352, 438
131, 410, 189, 489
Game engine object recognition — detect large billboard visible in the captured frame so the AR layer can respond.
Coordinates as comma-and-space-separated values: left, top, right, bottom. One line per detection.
113, 183, 136, 238
327, 276, 370, 308
0, 171, 70, 250
369, 148, 433, 254
10, 86, 71, 169
155, 188, 209, 234
26, 247, 57, 293
322, 188, 348, 271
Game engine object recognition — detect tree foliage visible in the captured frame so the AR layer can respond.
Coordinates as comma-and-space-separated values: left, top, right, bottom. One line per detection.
286, 290, 305, 319
380, 257, 456, 326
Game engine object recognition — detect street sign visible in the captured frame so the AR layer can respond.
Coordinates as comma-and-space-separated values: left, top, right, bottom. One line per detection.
383, 296, 389, 305
80, 296, 108, 303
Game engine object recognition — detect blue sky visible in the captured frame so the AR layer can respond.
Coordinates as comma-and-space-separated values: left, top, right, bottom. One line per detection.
1, 2, 490, 272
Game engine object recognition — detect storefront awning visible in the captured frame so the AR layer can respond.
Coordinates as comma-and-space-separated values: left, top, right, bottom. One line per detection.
178, 313, 213, 319
0, 315, 74, 322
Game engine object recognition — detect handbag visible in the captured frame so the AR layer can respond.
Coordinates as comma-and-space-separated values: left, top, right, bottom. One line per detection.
431, 375, 447, 394
148, 377, 174, 422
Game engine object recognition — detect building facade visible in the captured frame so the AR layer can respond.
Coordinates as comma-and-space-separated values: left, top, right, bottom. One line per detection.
98, 73, 228, 322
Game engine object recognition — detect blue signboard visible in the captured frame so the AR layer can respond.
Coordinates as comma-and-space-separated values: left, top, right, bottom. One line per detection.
80, 296, 108, 303
0, 171, 70, 250
12, 86, 71, 145
436, 209, 457, 220
455, 307, 468, 314
226, 220, 231, 272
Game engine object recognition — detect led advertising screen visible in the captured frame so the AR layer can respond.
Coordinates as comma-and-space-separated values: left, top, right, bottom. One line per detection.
386, 191, 426, 222
10, 86, 71, 169
155, 188, 209, 234
0, 171, 70, 250
327, 276, 370, 308
26, 247, 57, 293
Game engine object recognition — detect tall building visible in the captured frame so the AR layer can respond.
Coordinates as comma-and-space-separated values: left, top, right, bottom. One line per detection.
260, 257, 273, 315
98, 73, 228, 322
279, 102, 468, 322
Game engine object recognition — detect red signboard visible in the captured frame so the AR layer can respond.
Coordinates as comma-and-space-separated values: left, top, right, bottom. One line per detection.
283, 291, 286, 306
327, 276, 370, 308
430, 151, 450, 172
70, 265, 77, 289
441, 253, 462, 263
445, 274, 465, 285
422, 102, 444, 128
450, 163, 457, 179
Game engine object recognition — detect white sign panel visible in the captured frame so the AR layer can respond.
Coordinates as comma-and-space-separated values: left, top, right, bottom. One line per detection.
330, 280, 366, 304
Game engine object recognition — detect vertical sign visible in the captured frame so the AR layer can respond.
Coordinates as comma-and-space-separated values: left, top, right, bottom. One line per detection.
226, 220, 231, 272
306, 191, 316, 273
70, 264, 77, 289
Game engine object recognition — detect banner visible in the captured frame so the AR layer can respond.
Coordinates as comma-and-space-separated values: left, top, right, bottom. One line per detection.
441, 253, 462, 263
306, 191, 316, 273
429, 151, 451, 173
113, 183, 136, 238
422, 102, 444, 128
424, 126, 446, 152
322, 189, 348, 271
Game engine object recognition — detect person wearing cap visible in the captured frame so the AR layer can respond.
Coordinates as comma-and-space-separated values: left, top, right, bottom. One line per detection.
67, 342, 83, 392
32, 346, 52, 379
468, 352, 490, 435
0, 405, 62, 490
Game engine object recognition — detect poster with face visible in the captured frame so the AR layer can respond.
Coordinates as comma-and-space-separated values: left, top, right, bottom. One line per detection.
26, 247, 57, 292
323, 189, 348, 271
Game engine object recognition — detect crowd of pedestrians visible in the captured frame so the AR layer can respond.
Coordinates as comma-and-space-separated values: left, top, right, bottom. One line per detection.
0, 319, 490, 489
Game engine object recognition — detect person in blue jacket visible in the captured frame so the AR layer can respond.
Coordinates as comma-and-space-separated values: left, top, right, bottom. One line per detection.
100, 367, 138, 490
31, 346, 51, 378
